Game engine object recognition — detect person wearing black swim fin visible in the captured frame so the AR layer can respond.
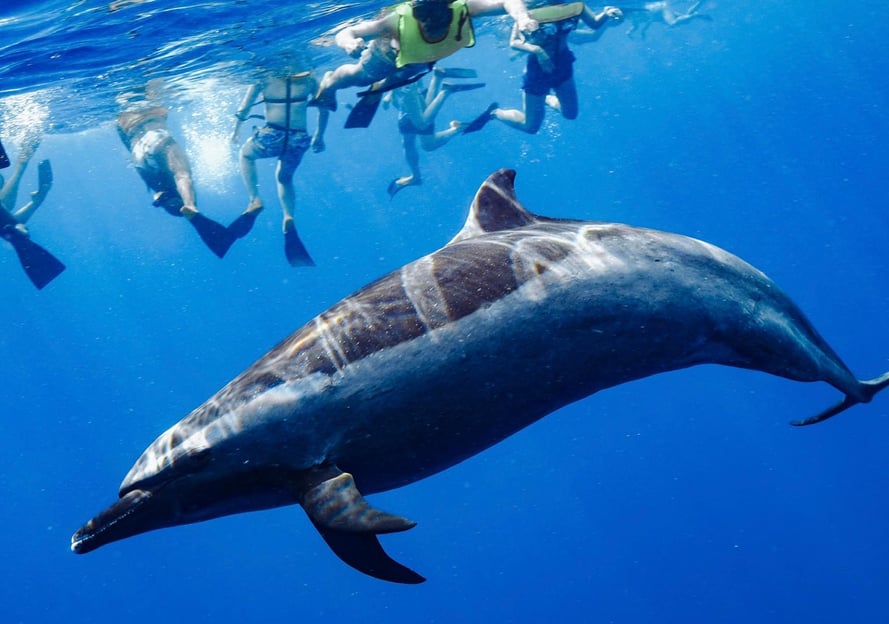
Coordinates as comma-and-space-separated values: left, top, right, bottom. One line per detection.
231, 66, 329, 266
116, 94, 236, 259
386, 67, 484, 197
313, 0, 538, 123
0, 135, 64, 289
466, 2, 622, 135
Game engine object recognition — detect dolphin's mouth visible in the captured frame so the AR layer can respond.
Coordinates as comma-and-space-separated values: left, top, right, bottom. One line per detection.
70, 488, 155, 554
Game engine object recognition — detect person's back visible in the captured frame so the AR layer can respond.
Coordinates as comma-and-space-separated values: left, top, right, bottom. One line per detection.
260, 74, 315, 131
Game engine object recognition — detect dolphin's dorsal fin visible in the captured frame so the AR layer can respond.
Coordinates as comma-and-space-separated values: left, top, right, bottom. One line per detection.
448, 169, 539, 244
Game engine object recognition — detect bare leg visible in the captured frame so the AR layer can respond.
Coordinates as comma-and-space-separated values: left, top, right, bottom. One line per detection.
238, 139, 264, 212
0, 142, 36, 212
426, 72, 443, 108
12, 160, 52, 225
275, 157, 300, 231
420, 121, 462, 152
492, 92, 546, 134
393, 132, 422, 188
162, 141, 198, 217
552, 78, 579, 121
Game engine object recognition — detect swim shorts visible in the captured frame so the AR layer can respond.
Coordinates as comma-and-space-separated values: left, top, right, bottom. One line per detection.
131, 128, 172, 172
398, 114, 434, 136
242, 125, 311, 171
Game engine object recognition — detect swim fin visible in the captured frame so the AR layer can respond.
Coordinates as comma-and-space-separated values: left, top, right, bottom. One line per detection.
346, 66, 434, 129
0, 138, 9, 169
227, 210, 260, 240
441, 82, 486, 94
462, 102, 498, 134
1, 211, 65, 289
345, 92, 383, 129
189, 213, 235, 259
284, 227, 315, 267
433, 67, 478, 79
387, 177, 421, 198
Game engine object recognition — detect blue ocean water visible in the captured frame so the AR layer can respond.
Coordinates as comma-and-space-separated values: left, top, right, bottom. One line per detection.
2, 1, 888, 622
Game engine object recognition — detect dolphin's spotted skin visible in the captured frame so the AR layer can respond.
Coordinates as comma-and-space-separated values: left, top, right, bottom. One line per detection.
72, 169, 889, 583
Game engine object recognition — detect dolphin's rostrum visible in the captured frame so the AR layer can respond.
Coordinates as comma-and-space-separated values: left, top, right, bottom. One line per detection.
71, 170, 889, 583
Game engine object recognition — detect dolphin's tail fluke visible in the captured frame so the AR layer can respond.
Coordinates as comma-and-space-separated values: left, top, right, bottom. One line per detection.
791, 371, 889, 426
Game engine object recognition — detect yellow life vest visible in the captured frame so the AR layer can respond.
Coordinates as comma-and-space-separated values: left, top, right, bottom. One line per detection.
528, 2, 584, 24
395, 0, 475, 68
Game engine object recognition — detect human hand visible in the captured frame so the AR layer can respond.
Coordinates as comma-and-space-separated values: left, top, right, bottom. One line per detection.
517, 15, 538, 34
604, 6, 623, 20
343, 37, 366, 57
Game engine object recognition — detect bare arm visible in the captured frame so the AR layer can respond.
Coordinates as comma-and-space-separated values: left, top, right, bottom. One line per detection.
468, 0, 538, 32
231, 84, 262, 142
310, 75, 329, 152
579, 5, 623, 29
334, 12, 398, 56
572, 5, 623, 44
508, 21, 543, 57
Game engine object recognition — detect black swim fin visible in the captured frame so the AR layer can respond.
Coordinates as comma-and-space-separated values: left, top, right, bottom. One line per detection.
1, 216, 65, 289
346, 66, 434, 129
434, 67, 478, 79
387, 177, 421, 198
189, 213, 235, 259
462, 102, 498, 134
284, 227, 315, 267
227, 210, 260, 240
344, 92, 384, 129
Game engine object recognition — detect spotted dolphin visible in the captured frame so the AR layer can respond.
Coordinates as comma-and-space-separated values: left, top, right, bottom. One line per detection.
72, 169, 889, 583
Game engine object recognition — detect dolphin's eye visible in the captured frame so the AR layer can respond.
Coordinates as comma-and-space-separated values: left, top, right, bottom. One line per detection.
188, 447, 212, 464
254, 372, 285, 390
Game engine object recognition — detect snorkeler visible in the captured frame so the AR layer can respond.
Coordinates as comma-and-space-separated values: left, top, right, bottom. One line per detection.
313, 0, 538, 122
231, 68, 329, 266
624, 1, 710, 38
0, 136, 64, 289
116, 106, 236, 259
464, 2, 622, 135
386, 67, 483, 197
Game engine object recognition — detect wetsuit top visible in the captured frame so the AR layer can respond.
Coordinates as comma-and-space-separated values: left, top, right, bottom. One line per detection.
395, 0, 475, 68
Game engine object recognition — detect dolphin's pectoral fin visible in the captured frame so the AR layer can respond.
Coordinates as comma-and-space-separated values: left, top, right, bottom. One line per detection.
296, 470, 424, 583
311, 520, 426, 584
300, 472, 417, 533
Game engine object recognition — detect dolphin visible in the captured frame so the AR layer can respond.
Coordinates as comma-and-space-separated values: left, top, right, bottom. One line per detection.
71, 169, 889, 583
